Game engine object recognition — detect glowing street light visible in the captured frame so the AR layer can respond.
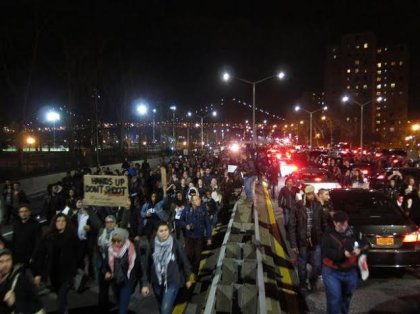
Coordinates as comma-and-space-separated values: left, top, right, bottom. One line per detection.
294, 105, 327, 147
222, 70, 286, 148
46, 110, 60, 149
136, 103, 148, 116
170, 106, 176, 142
412, 124, 420, 132
342, 95, 383, 152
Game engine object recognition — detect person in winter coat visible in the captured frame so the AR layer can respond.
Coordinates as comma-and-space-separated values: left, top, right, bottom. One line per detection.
140, 193, 168, 240
177, 195, 212, 277
105, 228, 141, 314
97, 215, 117, 312
11, 204, 42, 268
141, 222, 193, 314
33, 213, 81, 314
0, 248, 44, 314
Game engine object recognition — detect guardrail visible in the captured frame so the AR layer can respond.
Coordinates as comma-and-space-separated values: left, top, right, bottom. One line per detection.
204, 198, 265, 314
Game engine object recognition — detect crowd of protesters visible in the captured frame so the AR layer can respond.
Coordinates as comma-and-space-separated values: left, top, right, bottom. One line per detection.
0, 150, 248, 314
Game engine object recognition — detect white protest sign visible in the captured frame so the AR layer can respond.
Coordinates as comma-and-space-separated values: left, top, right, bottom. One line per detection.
83, 175, 129, 207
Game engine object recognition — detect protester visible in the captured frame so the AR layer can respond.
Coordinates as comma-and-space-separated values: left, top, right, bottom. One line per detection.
105, 228, 140, 314
321, 211, 362, 314
0, 248, 44, 314
141, 222, 192, 314
33, 213, 81, 314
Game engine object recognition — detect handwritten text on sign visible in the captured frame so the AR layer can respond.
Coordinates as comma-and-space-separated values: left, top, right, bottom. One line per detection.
84, 175, 129, 207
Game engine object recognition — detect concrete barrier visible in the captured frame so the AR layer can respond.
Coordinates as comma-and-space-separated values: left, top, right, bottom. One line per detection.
17, 157, 161, 197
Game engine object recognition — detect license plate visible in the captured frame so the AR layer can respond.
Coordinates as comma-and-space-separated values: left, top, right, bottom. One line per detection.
376, 237, 394, 246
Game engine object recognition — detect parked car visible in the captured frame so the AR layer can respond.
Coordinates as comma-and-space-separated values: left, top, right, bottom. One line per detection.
330, 189, 420, 268
370, 167, 420, 190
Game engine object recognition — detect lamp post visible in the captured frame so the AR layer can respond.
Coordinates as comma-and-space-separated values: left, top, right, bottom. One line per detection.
342, 96, 382, 153
170, 106, 176, 146
152, 108, 157, 143
136, 103, 148, 149
189, 110, 217, 148
321, 115, 333, 147
46, 111, 60, 150
26, 136, 35, 152
222, 71, 286, 148
294, 105, 327, 148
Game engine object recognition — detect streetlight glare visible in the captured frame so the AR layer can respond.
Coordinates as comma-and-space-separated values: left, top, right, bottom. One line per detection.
170, 106, 176, 111
377, 96, 383, 102
152, 108, 156, 113
294, 105, 301, 112
277, 71, 286, 80
137, 104, 148, 115
187, 111, 192, 117
212, 111, 217, 117
46, 111, 60, 122
323, 106, 328, 111
222, 72, 230, 81
26, 136, 36, 145
412, 124, 420, 132
342, 96, 350, 103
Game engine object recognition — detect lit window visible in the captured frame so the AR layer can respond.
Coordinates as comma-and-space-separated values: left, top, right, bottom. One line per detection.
376, 121, 381, 124
364, 43, 368, 48
377, 70, 382, 75
347, 69, 351, 73
377, 63, 382, 68
391, 83, 396, 88
391, 61, 396, 66
399, 61, 403, 66
333, 55, 337, 59
376, 128, 379, 131
384, 47, 388, 51
377, 48, 382, 53
355, 68, 359, 73
363, 84, 367, 89
355, 60, 360, 65
346, 117, 350, 122
377, 113, 381, 117
376, 92, 381, 96
346, 85, 350, 90
377, 84, 381, 89
377, 77, 381, 82
356, 45, 360, 49
355, 85, 359, 90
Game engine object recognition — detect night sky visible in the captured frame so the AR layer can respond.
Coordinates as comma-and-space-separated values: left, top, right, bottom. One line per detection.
1, 0, 419, 125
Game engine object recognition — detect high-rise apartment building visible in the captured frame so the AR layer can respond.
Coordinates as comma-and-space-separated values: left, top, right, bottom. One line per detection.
324, 32, 409, 146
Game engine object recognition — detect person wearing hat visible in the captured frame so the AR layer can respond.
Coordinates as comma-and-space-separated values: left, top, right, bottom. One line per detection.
0, 248, 44, 314
321, 210, 362, 314
289, 184, 327, 293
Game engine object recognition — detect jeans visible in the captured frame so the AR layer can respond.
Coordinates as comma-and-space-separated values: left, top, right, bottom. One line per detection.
297, 245, 321, 285
113, 282, 133, 314
153, 282, 180, 314
243, 175, 256, 201
322, 266, 358, 314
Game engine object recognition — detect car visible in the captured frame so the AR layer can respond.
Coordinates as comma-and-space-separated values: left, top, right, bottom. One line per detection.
286, 167, 342, 193
330, 189, 420, 268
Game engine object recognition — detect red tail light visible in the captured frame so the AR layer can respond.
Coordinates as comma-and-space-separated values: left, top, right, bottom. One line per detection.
291, 165, 298, 172
276, 153, 282, 159
377, 174, 385, 179
362, 169, 369, 175
314, 177, 322, 182
403, 231, 420, 243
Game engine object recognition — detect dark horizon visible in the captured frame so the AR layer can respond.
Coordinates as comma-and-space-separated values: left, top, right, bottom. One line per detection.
1, 0, 419, 126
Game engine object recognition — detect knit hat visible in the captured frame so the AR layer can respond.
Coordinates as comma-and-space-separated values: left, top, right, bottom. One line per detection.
304, 185, 315, 194
0, 248, 12, 257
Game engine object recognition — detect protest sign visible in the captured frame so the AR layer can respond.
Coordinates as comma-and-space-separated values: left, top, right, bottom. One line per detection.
83, 175, 129, 207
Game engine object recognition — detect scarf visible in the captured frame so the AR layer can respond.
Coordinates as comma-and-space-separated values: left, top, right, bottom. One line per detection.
98, 228, 115, 258
153, 235, 175, 287
108, 240, 136, 280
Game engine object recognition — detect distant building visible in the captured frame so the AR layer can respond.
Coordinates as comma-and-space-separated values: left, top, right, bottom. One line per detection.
324, 32, 409, 147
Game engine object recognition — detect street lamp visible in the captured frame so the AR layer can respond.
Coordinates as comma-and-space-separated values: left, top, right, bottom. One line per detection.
191, 110, 217, 148
26, 136, 35, 152
152, 108, 157, 143
222, 70, 286, 148
321, 115, 333, 147
136, 103, 148, 147
294, 105, 327, 147
46, 110, 60, 150
170, 106, 176, 144
342, 95, 383, 152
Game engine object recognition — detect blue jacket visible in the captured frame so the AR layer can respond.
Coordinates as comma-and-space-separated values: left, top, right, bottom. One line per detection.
177, 205, 212, 240
140, 198, 169, 222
